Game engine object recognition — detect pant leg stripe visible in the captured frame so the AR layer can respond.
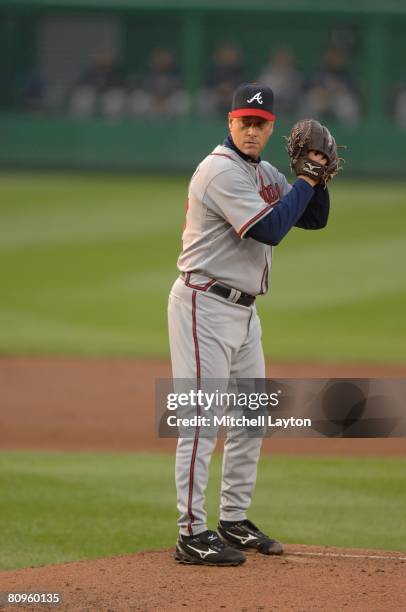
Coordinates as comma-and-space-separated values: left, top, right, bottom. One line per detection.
187, 290, 201, 535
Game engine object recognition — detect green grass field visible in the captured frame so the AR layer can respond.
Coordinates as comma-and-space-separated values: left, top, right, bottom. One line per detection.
0, 452, 405, 571
1, 172, 405, 362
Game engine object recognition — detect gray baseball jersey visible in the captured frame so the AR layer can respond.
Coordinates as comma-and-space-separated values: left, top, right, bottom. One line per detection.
178, 144, 292, 295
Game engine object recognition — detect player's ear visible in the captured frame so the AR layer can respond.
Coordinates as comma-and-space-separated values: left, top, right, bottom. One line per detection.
228, 113, 233, 131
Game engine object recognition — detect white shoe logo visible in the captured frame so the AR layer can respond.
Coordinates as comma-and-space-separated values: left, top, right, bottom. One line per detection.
247, 92, 263, 104
228, 532, 258, 545
187, 544, 217, 559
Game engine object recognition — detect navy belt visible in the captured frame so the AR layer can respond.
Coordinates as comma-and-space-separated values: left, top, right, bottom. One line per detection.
208, 283, 255, 307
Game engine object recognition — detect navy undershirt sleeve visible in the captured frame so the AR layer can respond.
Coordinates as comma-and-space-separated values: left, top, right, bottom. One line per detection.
246, 179, 315, 246
294, 184, 330, 229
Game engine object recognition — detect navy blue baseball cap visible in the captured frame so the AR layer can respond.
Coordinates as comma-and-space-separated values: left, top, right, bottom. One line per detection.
230, 82, 275, 121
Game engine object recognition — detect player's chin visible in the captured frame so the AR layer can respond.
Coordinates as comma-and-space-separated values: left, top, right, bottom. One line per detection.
242, 143, 260, 157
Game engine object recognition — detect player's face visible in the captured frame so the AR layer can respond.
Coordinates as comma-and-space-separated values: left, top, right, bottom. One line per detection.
228, 115, 274, 159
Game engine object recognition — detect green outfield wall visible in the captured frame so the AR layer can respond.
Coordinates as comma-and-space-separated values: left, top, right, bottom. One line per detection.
0, 114, 404, 176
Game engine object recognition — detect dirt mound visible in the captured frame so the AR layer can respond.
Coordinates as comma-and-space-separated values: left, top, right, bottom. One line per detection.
1, 545, 405, 611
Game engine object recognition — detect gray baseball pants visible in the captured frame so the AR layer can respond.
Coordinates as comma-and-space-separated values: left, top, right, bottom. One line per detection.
168, 276, 265, 536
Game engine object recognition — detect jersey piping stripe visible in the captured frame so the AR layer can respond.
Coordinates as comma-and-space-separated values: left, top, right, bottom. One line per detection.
210, 154, 273, 238
238, 205, 272, 237
184, 272, 216, 291
187, 290, 201, 536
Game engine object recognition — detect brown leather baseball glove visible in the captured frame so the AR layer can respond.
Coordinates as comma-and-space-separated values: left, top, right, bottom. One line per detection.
286, 119, 344, 186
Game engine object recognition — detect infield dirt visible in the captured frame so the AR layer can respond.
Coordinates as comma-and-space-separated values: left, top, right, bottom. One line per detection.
1, 357, 406, 456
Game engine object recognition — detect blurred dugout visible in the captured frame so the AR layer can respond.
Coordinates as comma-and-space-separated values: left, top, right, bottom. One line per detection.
0, 1, 405, 174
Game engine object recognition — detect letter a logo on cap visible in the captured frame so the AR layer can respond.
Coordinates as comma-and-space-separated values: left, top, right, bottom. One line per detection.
247, 92, 263, 104
230, 83, 275, 120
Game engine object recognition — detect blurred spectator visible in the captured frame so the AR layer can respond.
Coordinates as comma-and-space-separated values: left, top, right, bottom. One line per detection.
128, 48, 189, 118
68, 51, 126, 119
300, 46, 361, 125
18, 73, 48, 112
199, 43, 246, 116
394, 82, 406, 129
257, 47, 303, 117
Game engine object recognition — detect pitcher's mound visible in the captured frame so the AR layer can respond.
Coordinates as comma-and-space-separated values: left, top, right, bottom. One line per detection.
1, 545, 405, 611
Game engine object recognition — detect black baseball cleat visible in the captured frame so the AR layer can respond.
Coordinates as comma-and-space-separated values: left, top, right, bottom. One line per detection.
174, 529, 246, 566
217, 519, 284, 555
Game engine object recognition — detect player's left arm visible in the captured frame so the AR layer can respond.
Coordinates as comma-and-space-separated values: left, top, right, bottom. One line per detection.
294, 184, 330, 229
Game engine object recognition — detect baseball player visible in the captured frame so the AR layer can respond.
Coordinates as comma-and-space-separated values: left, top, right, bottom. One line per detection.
168, 82, 340, 566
